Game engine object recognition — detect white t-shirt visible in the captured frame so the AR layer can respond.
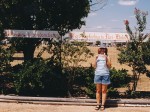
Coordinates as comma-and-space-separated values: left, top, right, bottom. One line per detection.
95, 54, 110, 76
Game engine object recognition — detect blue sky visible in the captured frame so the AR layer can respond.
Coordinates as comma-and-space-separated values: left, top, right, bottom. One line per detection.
75, 0, 150, 33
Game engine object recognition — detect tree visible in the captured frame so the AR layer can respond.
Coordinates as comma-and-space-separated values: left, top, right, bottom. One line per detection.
0, 0, 90, 61
90, 0, 108, 11
118, 8, 149, 91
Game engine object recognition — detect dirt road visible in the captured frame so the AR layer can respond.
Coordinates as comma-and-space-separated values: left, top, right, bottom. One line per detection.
0, 102, 150, 112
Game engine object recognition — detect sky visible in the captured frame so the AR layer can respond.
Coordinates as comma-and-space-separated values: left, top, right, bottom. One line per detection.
75, 0, 150, 33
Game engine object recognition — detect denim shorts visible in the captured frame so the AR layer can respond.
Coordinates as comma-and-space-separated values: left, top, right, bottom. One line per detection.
94, 75, 111, 85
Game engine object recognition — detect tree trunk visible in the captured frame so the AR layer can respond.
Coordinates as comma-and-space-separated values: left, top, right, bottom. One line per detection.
132, 66, 138, 91
23, 45, 36, 61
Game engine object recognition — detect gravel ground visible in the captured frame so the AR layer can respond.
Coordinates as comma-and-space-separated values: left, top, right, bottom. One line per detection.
0, 102, 150, 112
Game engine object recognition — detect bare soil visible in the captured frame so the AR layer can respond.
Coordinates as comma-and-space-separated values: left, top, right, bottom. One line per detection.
0, 102, 150, 112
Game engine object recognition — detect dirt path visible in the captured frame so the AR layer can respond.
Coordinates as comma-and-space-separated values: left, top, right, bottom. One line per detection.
0, 102, 150, 112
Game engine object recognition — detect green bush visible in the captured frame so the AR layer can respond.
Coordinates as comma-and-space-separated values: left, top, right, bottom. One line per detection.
13, 58, 67, 96
0, 45, 15, 94
107, 87, 119, 98
85, 67, 131, 98
110, 67, 131, 88
125, 90, 141, 98
85, 66, 95, 98
62, 65, 95, 97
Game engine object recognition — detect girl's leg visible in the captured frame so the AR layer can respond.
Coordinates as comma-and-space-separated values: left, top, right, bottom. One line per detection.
101, 84, 108, 109
96, 84, 102, 105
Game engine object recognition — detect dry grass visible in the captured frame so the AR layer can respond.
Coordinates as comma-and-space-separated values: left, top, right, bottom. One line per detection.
11, 46, 150, 91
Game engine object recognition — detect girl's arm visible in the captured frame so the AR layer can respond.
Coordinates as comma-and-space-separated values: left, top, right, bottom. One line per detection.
106, 56, 111, 69
93, 56, 98, 69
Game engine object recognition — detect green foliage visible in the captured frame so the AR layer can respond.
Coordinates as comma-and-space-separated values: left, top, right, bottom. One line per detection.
125, 90, 141, 98
141, 40, 150, 65
0, 0, 90, 35
62, 41, 94, 67
85, 67, 130, 98
119, 8, 150, 91
0, 0, 90, 61
110, 68, 131, 88
124, 8, 148, 42
38, 41, 62, 68
0, 45, 15, 94
61, 41, 94, 96
38, 40, 94, 96
63, 66, 94, 96
0, 46, 14, 72
107, 87, 119, 98
85, 66, 95, 98
141, 40, 150, 78
13, 58, 67, 96
118, 42, 147, 74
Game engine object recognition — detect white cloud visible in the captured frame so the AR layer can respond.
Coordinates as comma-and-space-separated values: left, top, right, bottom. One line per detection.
118, 0, 138, 6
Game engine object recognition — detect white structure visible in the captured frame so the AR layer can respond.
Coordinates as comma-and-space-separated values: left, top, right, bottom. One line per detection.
68, 32, 130, 44
4, 29, 61, 39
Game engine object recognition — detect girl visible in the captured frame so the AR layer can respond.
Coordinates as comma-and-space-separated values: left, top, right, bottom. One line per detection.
93, 44, 111, 111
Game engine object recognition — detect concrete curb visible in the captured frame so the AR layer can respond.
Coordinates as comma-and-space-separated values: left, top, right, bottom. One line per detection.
0, 95, 150, 107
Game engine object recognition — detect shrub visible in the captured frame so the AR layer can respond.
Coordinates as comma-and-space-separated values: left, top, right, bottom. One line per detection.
107, 87, 119, 98
85, 66, 95, 98
85, 67, 131, 98
0, 45, 15, 94
13, 58, 67, 96
110, 67, 131, 88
